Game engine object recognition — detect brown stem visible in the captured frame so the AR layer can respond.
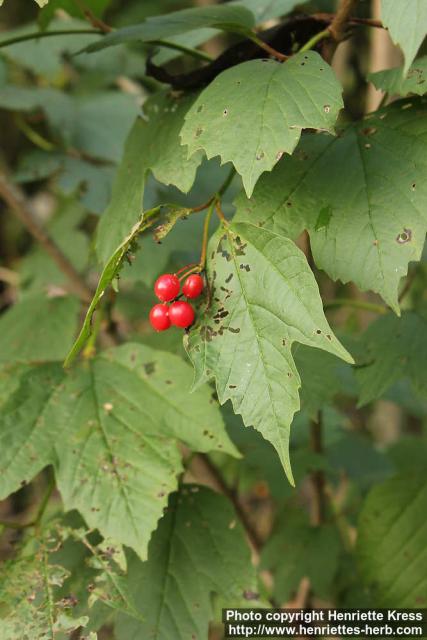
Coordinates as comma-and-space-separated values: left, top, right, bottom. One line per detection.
191, 453, 263, 556
312, 12, 383, 29
71, 0, 112, 33
249, 33, 288, 62
323, 0, 359, 61
309, 412, 326, 527
214, 199, 228, 226
0, 174, 93, 303
329, 0, 359, 41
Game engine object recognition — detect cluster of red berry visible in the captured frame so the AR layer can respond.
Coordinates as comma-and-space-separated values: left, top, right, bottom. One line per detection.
149, 272, 204, 332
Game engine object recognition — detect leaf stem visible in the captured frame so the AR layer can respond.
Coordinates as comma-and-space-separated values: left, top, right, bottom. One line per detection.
199, 201, 215, 270
82, 305, 104, 359
192, 453, 263, 555
214, 199, 228, 226
14, 113, 55, 152
149, 39, 213, 62
248, 32, 288, 61
0, 29, 101, 50
324, 298, 387, 314
299, 28, 331, 53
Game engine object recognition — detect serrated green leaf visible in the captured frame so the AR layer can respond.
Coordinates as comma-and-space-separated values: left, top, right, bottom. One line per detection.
96, 93, 202, 264
356, 309, 427, 406
141, 92, 204, 194
0, 295, 80, 365
235, 97, 427, 310
0, 527, 88, 639
185, 222, 353, 483
358, 473, 427, 606
116, 485, 258, 640
381, 0, 427, 74
369, 56, 427, 97
63, 528, 143, 621
82, 4, 255, 53
261, 508, 342, 602
181, 52, 343, 196
67, 208, 160, 367
0, 344, 237, 559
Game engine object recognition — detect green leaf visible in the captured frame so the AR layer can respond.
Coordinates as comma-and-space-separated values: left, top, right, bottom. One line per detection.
0, 20, 101, 79
152, 206, 194, 243
369, 56, 427, 97
62, 527, 143, 621
261, 508, 342, 602
295, 345, 344, 419
327, 433, 394, 489
66, 208, 160, 367
231, 0, 300, 22
0, 344, 237, 558
116, 485, 258, 640
0, 87, 139, 163
0, 294, 80, 365
235, 97, 427, 310
96, 93, 202, 264
0, 527, 89, 639
83, 4, 255, 53
181, 52, 343, 196
185, 222, 353, 483
381, 0, 427, 74
356, 309, 427, 406
358, 473, 427, 606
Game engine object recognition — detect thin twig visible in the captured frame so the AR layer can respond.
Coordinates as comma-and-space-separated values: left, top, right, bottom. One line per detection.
71, 0, 112, 33
329, 0, 359, 41
312, 12, 383, 29
323, 0, 359, 61
0, 174, 93, 303
248, 33, 288, 61
193, 453, 263, 556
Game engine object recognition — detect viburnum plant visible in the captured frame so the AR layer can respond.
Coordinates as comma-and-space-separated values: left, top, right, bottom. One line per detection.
0, 0, 426, 638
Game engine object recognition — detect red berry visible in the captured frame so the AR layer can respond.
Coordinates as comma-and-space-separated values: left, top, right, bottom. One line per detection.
182, 273, 204, 299
149, 304, 171, 331
154, 273, 180, 302
169, 301, 195, 328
